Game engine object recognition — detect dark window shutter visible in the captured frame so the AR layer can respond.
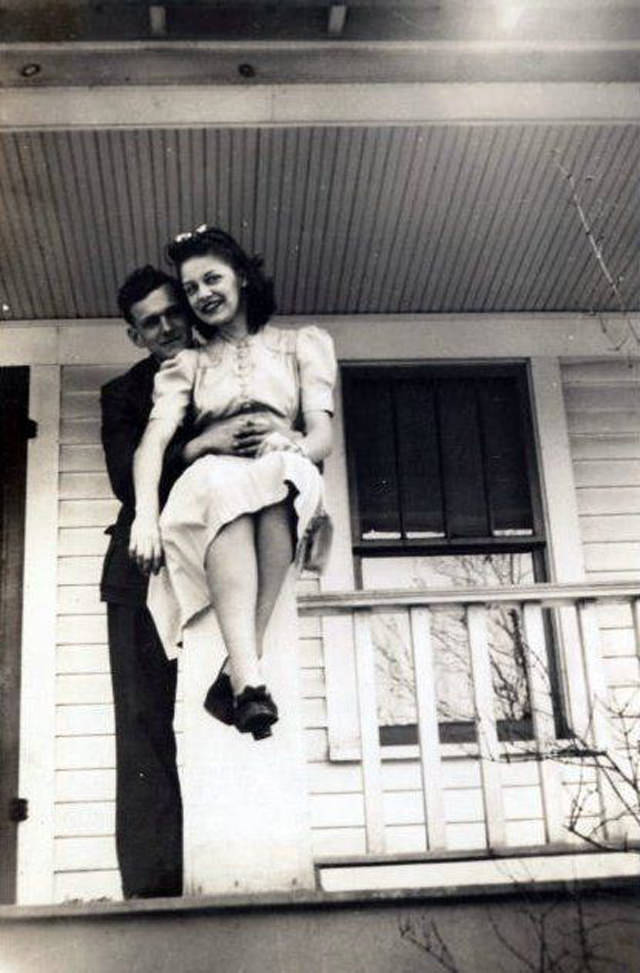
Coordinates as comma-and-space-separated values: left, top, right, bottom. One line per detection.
393, 379, 444, 537
437, 379, 489, 537
348, 377, 401, 537
477, 377, 533, 533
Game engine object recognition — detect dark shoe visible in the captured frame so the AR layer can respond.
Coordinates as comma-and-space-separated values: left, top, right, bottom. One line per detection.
203, 661, 235, 726
233, 685, 279, 741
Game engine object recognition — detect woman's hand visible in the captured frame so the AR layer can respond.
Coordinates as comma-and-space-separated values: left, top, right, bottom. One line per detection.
128, 516, 164, 575
255, 430, 305, 457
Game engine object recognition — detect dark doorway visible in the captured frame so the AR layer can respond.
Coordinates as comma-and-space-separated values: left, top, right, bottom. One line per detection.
0, 366, 30, 904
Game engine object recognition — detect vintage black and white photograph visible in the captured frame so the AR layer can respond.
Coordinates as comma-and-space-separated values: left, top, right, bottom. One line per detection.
1, 2, 639, 970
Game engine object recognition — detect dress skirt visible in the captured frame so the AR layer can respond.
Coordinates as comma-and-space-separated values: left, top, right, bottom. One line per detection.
148, 450, 331, 657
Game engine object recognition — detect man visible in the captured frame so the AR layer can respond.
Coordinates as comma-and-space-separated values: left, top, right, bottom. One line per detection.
100, 266, 193, 898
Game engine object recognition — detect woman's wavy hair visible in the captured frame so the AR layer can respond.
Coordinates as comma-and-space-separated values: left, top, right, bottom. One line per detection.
166, 226, 276, 334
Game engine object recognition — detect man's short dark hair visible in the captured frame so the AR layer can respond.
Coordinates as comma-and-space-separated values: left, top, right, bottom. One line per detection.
117, 265, 178, 325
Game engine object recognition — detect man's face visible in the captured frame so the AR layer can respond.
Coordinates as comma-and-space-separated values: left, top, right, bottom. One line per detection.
128, 283, 192, 362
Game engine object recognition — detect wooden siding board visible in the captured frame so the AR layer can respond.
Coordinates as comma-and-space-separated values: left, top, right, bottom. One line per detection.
56, 646, 110, 676
58, 557, 104, 585
55, 735, 116, 770
565, 385, 640, 413
60, 446, 107, 473
54, 869, 121, 903
577, 487, 640, 516
58, 529, 109, 557
57, 614, 107, 644
56, 769, 115, 803
54, 836, 118, 872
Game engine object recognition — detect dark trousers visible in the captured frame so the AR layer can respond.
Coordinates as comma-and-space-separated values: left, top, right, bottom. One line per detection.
107, 602, 183, 898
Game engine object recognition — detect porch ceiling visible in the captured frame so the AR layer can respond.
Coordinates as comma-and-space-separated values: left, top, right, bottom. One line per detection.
1, 121, 638, 321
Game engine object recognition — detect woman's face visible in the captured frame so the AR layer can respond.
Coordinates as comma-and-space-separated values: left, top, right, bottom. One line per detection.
180, 252, 244, 332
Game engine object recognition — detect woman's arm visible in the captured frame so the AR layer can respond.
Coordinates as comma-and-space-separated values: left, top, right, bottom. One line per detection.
129, 417, 178, 574
299, 410, 333, 463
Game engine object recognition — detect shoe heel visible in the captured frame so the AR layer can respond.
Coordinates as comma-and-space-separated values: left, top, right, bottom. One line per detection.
252, 724, 273, 741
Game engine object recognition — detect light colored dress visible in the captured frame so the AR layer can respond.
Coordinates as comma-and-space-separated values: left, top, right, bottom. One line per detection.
146, 323, 336, 655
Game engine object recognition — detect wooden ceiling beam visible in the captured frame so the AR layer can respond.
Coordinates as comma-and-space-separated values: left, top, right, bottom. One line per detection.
1, 81, 638, 130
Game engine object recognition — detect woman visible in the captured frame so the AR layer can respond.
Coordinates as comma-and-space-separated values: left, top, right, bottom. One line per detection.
129, 226, 336, 740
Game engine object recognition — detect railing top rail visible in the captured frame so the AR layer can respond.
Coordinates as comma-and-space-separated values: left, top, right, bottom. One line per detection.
297, 580, 640, 615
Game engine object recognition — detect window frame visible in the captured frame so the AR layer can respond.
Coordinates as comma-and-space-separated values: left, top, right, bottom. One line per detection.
341, 360, 547, 565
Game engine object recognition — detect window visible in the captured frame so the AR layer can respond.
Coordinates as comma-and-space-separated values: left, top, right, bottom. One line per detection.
342, 363, 561, 745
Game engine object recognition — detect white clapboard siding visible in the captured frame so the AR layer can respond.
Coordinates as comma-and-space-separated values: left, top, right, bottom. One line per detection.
61, 391, 102, 420
311, 828, 367, 858
563, 362, 640, 666
59, 472, 113, 499
53, 366, 124, 900
59, 528, 110, 557
55, 836, 118, 871
58, 557, 105, 585
57, 645, 110, 675
57, 586, 104, 615
57, 615, 107, 644
56, 735, 116, 770
54, 870, 122, 904
60, 444, 107, 473
562, 359, 640, 847
56, 769, 116, 802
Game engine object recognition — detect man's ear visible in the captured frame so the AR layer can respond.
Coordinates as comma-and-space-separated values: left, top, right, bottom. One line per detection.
127, 325, 146, 349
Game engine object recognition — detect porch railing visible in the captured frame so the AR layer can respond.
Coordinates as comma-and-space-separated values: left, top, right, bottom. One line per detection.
298, 582, 640, 858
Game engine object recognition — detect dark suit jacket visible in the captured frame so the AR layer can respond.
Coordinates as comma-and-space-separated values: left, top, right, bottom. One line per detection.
100, 355, 189, 605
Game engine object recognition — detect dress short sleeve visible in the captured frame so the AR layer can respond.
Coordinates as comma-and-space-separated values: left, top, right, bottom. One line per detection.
149, 348, 198, 427
296, 326, 337, 415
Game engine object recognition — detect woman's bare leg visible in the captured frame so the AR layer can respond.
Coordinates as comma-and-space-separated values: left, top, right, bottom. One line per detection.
255, 500, 295, 656
204, 514, 261, 694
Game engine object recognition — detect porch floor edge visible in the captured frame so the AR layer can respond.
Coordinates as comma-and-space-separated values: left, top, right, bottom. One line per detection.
1, 870, 638, 924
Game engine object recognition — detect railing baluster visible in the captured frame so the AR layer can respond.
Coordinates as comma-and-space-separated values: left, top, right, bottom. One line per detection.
353, 609, 386, 854
467, 604, 506, 849
522, 602, 565, 844
576, 600, 625, 844
409, 607, 447, 851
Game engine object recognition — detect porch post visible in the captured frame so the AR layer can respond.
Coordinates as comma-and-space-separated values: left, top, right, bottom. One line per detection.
179, 570, 315, 896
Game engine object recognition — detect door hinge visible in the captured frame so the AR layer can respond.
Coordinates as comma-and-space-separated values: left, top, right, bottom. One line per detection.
9, 798, 28, 823
25, 418, 38, 439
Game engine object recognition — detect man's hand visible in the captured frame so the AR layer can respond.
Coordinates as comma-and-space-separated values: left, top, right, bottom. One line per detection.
129, 516, 164, 575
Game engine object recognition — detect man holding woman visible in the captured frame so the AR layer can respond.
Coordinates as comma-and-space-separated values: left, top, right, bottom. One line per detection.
102, 256, 302, 896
